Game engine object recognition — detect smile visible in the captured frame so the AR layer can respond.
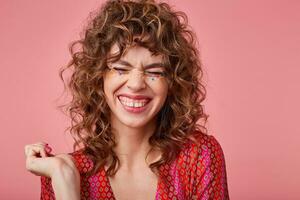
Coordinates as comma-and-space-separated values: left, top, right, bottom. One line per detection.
118, 96, 150, 108
118, 96, 151, 113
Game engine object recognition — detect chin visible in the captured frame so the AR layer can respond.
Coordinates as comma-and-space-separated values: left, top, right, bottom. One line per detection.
119, 116, 154, 129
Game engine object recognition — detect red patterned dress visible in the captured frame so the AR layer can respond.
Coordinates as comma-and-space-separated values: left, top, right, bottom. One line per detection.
41, 133, 229, 199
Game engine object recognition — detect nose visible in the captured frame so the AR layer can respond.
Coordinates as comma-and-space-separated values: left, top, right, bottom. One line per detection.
126, 70, 146, 91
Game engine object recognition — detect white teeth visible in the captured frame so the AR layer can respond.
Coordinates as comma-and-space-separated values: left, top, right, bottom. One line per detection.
118, 96, 150, 108
119, 96, 149, 103
122, 101, 146, 108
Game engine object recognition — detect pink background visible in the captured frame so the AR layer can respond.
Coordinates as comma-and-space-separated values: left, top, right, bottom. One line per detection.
1, 0, 299, 199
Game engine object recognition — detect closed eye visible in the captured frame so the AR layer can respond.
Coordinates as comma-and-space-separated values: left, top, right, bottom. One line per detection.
147, 72, 164, 75
113, 67, 128, 71
112, 67, 130, 73
145, 71, 166, 77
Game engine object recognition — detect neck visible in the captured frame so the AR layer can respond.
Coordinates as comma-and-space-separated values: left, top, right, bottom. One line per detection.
110, 116, 159, 172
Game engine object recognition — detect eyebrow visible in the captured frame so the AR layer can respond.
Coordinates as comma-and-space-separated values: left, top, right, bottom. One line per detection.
115, 60, 167, 69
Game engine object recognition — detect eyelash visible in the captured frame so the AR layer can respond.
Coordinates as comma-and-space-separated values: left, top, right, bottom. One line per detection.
111, 67, 166, 76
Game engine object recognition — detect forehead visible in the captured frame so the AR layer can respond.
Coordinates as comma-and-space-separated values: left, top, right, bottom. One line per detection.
108, 43, 165, 64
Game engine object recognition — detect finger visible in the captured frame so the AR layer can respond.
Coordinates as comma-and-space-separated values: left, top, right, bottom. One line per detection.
40, 148, 47, 158
24, 142, 48, 155
24, 145, 36, 156
32, 146, 47, 158
25, 145, 47, 158
34, 142, 48, 146
30, 142, 48, 150
33, 144, 54, 157
45, 145, 53, 155
32, 143, 47, 149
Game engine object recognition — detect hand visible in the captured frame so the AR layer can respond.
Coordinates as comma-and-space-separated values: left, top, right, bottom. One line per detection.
25, 142, 80, 200
24, 142, 77, 178
25, 142, 55, 177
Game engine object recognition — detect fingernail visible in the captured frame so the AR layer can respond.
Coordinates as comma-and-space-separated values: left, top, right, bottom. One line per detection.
45, 146, 52, 152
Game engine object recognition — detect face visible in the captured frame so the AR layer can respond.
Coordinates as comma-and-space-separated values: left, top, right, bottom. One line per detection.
103, 43, 169, 129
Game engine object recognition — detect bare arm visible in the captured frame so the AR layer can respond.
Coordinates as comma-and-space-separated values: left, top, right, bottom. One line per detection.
25, 143, 81, 200
50, 154, 80, 200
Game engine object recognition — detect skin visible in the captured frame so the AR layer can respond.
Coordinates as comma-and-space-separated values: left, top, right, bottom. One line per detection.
103, 43, 169, 199
104, 43, 168, 167
24, 142, 80, 200
24, 43, 168, 200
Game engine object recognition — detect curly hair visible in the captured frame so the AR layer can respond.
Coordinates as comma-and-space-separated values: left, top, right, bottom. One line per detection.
58, 0, 209, 177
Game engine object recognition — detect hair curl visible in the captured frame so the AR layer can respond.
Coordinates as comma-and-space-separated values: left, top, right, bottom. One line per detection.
59, 0, 209, 177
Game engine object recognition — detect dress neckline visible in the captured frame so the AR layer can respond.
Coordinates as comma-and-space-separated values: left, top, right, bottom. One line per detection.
103, 166, 160, 200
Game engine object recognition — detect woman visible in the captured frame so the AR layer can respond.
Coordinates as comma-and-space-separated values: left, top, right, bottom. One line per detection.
25, 0, 229, 199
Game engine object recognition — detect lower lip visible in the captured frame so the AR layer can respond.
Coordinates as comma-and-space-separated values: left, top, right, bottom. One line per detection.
118, 98, 150, 113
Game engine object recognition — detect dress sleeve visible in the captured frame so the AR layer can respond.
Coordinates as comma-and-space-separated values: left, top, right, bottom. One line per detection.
191, 135, 230, 199
39, 150, 90, 200
40, 176, 55, 200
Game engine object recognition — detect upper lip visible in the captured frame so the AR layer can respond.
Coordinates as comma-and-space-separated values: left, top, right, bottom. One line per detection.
118, 94, 152, 100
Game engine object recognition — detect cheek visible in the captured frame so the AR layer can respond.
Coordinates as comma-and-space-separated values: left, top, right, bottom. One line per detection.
103, 77, 116, 105
103, 76, 117, 95
157, 80, 169, 95
153, 82, 169, 101
103, 78, 109, 97
103, 77, 125, 108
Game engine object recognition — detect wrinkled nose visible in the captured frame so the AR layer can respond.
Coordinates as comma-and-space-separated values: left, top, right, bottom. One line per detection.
126, 70, 146, 91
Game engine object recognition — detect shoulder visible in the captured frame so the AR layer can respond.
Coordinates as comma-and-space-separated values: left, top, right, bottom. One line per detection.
180, 130, 225, 170
180, 131, 226, 164
67, 149, 94, 174
177, 131, 229, 199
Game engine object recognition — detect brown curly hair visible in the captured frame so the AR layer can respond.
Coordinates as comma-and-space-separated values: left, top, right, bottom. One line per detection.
58, 0, 209, 177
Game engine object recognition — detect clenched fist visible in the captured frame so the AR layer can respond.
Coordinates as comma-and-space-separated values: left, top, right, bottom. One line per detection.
24, 142, 80, 200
